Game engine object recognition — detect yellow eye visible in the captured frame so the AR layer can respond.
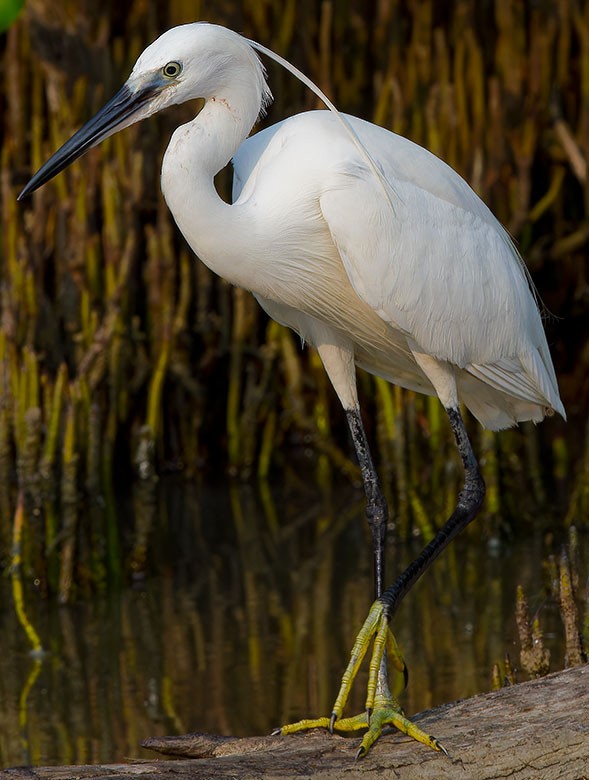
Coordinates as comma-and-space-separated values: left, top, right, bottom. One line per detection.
162, 61, 182, 79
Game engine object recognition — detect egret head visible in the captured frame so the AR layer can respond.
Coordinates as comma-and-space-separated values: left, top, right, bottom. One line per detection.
18, 23, 272, 199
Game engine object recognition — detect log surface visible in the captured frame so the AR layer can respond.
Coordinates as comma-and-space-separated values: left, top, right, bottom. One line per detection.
3, 665, 589, 780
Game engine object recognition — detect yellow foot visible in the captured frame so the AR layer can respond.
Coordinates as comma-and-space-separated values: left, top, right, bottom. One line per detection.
350, 700, 448, 759
274, 699, 446, 759
273, 600, 447, 758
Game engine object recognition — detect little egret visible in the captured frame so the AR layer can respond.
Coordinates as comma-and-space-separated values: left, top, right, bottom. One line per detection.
19, 22, 565, 758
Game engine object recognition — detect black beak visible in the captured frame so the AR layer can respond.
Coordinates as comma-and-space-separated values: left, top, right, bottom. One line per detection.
18, 81, 158, 200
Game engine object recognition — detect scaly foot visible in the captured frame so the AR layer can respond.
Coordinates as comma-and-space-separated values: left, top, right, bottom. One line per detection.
273, 600, 447, 758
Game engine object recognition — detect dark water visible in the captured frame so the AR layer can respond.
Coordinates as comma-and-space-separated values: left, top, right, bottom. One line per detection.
0, 477, 584, 768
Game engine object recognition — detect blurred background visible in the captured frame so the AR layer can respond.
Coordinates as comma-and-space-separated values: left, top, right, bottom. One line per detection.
0, 0, 587, 768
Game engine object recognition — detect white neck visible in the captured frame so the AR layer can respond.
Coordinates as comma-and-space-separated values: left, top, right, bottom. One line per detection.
160, 84, 263, 291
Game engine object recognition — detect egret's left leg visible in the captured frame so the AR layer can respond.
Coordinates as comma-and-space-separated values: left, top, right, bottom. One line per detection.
322, 402, 483, 756
344, 407, 389, 597
274, 405, 437, 754
275, 400, 482, 757
274, 345, 445, 755
277, 601, 443, 758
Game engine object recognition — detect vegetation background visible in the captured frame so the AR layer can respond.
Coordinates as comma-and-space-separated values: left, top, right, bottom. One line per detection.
0, 0, 587, 595
1, 0, 588, 769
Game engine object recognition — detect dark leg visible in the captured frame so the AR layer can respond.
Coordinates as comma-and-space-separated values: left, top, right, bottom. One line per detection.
343, 407, 402, 750
380, 405, 485, 616
276, 403, 483, 758
327, 404, 483, 756
345, 407, 388, 598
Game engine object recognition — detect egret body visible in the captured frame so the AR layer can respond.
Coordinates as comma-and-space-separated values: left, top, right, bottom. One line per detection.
19, 22, 564, 757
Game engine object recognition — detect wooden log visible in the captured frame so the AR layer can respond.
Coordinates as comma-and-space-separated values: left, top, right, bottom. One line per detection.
3, 665, 588, 780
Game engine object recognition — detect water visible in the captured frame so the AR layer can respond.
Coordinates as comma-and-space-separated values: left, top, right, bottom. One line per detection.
0, 476, 583, 768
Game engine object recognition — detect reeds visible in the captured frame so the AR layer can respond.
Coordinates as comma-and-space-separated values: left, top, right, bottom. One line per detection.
1, 482, 585, 766
0, 0, 587, 596
492, 526, 588, 689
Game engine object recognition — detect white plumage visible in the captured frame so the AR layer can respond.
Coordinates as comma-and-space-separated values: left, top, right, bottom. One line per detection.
231, 110, 563, 429
135, 23, 563, 432
19, 22, 566, 756
20, 22, 565, 430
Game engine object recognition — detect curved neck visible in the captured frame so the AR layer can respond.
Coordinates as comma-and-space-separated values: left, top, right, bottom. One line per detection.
160, 86, 262, 289
180, 91, 260, 175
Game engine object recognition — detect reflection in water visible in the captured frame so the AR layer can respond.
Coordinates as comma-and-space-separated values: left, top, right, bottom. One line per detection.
0, 477, 583, 767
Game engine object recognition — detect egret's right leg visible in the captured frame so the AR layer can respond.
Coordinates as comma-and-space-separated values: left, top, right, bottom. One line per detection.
321, 357, 484, 756
323, 402, 483, 756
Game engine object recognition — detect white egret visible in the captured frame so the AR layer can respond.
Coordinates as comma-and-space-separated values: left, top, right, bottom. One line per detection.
19, 22, 565, 758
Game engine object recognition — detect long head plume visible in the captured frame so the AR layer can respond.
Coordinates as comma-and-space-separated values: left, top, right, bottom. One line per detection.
247, 38, 550, 315
247, 37, 399, 213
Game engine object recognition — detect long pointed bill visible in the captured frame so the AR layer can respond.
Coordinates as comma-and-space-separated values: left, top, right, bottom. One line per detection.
18, 80, 160, 200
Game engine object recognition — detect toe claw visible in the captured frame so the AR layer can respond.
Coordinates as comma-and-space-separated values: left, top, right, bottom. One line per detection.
271, 727, 283, 736
436, 739, 450, 758
272, 603, 444, 759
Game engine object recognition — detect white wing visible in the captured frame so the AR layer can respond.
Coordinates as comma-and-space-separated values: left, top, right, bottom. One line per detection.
233, 111, 564, 428
317, 115, 564, 423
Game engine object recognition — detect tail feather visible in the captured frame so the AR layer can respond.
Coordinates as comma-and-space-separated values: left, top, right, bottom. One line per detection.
458, 352, 565, 431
